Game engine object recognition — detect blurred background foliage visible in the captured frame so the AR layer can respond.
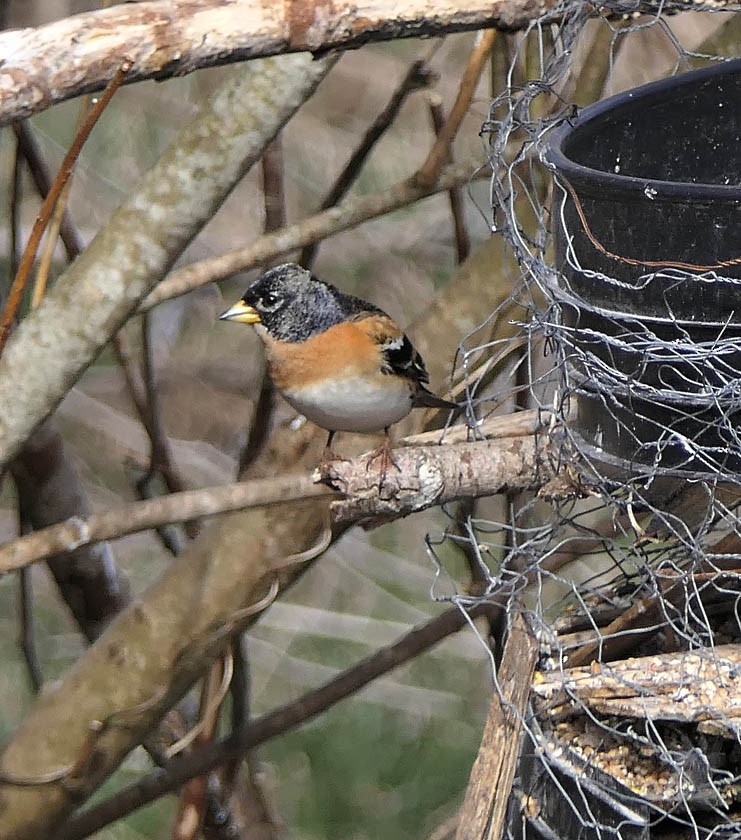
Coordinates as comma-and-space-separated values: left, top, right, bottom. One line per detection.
0, 1, 734, 837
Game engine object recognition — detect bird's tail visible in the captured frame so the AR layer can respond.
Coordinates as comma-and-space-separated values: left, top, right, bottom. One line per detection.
413, 386, 458, 411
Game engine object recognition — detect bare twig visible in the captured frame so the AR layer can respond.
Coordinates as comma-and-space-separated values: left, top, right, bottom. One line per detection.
10, 421, 129, 641
111, 330, 149, 425
416, 30, 497, 188
172, 659, 228, 840
427, 92, 470, 263
0, 474, 335, 573
11, 121, 86, 260
58, 602, 500, 840
262, 137, 287, 235
31, 177, 73, 309
300, 52, 437, 268
31, 96, 91, 309
141, 159, 486, 311
0, 0, 555, 126
9, 131, 22, 281
399, 407, 548, 446
138, 310, 200, 542
0, 63, 130, 356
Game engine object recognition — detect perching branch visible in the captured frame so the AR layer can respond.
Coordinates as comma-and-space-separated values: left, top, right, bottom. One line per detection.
0, 412, 561, 572
320, 432, 558, 527
0, 0, 554, 126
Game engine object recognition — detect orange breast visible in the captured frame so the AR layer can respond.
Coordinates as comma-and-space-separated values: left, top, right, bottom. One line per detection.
266, 320, 386, 390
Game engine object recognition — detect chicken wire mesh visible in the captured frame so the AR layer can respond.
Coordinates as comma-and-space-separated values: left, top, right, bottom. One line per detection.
428, 3, 741, 838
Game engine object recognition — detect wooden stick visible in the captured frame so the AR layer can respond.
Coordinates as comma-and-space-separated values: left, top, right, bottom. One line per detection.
455, 611, 539, 840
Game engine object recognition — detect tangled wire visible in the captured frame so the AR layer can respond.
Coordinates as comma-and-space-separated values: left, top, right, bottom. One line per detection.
429, 2, 741, 836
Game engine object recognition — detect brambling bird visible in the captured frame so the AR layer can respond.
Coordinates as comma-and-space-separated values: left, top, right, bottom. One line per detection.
219, 263, 456, 471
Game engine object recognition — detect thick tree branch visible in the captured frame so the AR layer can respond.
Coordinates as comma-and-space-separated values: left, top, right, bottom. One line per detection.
10, 420, 129, 641
0, 0, 553, 126
59, 602, 500, 840
0, 53, 336, 472
455, 611, 538, 840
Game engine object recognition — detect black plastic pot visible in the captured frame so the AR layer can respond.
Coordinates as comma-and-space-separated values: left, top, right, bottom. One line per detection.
545, 60, 741, 477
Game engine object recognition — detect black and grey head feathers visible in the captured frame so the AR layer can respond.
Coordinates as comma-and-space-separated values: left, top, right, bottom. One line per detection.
241, 263, 383, 342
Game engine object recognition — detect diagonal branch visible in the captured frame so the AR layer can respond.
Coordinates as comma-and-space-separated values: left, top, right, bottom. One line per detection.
140, 159, 487, 311
0, 52, 337, 472
59, 601, 501, 840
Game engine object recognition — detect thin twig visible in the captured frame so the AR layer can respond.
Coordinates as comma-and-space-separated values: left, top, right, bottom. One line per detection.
426, 92, 470, 263
172, 658, 228, 840
12, 121, 86, 260
140, 159, 487, 311
19, 568, 43, 693
138, 310, 200, 542
58, 601, 500, 840
31, 96, 91, 309
9, 131, 22, 282
222, 635, 250, 793
238, 377, 276, 475
111, 331, 149, 421
30, 178, 73, 309
300, 50, 437, 268
0, 62, 131, 356
416, 30, 496, 188
262, 137, 287, 235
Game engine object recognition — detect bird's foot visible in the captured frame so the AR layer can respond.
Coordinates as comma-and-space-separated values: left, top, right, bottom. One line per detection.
366, 435, 400, 489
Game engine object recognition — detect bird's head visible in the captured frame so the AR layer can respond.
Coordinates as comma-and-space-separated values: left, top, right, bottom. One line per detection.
219, 263, 344, 342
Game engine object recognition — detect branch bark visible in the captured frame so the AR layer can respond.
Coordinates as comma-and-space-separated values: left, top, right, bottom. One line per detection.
0, 52, 336, 472
10, 420, 129, 641
59, 602, 499, 840
0, 0, 553, 126
320, 433, 557, 527
455, 611, 538, 840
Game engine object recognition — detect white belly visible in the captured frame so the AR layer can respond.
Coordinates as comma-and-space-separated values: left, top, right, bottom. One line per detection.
283, 375, 413, 433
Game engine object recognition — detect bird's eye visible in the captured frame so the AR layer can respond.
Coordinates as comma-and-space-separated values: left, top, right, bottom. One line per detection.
261, 292, 281, 310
